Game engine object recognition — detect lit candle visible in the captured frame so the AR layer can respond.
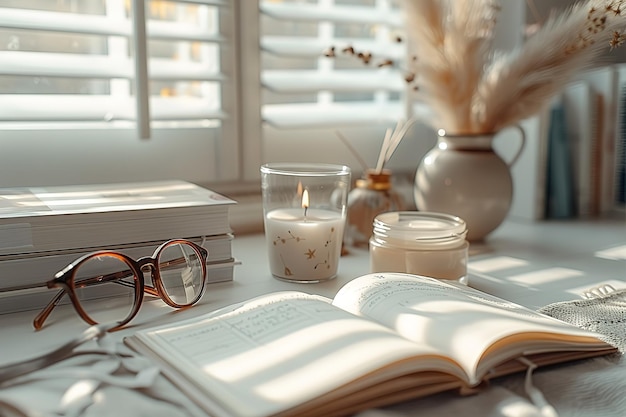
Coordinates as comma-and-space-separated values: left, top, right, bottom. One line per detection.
261, 162, 351, 283
265, 189, 344, 282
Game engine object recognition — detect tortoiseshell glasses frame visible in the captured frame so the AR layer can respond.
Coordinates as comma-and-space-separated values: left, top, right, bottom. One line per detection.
33, 239, 208, 332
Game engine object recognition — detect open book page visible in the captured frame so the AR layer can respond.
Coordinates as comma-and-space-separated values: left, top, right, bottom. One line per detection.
332, 273, 613, 385
125, 291, 464, 417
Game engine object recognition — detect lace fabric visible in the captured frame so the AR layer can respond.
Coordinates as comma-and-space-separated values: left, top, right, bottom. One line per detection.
538, 288, 626, 353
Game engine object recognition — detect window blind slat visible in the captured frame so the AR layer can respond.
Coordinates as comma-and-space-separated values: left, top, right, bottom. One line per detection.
263, 70, 404, 93
0, 7, 223, 42
260, 2, 401, 26
0, 96, 225, 122
0, 51, 130, 78
0, 51, 223, 81
262, 102, 405, 128
262, 36, 404, 59
177, 0, 227, 6
0, 7, 130, 37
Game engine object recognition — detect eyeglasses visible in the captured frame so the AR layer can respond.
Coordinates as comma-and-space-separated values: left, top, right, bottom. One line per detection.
33, 239, 208, 332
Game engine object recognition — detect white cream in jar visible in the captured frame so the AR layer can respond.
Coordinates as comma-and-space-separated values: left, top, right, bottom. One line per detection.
369, 211, 469, 282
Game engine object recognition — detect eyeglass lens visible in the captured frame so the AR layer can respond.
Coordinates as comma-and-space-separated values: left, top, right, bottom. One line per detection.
73, 255, 137, 325
157, 241, 205, 305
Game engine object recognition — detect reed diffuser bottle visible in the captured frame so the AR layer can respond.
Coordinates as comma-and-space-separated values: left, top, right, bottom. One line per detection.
346, 169, 405, 247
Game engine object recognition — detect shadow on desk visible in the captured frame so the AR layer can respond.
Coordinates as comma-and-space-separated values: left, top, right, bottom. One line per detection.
465, 220, 626, 310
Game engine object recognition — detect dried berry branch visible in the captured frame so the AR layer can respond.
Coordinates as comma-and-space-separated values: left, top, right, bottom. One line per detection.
324, 38, 420, 91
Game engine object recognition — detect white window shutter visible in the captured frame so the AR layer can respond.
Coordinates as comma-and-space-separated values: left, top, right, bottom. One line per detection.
0, 0, 243, 186
259, 0, 410, 129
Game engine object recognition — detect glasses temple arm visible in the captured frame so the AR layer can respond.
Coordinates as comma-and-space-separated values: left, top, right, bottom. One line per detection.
33, 288, 67, 330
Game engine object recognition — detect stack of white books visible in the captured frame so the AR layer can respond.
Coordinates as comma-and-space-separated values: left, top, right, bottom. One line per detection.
0, 180, 238, 315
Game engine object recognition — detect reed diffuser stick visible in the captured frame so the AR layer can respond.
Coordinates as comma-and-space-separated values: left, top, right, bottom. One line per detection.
337, 117, 417, 175
376, 117, 418, 173
375, 127, 394, 173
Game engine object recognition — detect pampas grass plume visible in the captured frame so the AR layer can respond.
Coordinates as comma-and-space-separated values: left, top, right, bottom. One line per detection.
401, 0, 626, 134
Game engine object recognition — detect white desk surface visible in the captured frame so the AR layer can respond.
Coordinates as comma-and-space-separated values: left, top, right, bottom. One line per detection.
1, 218, 625, 416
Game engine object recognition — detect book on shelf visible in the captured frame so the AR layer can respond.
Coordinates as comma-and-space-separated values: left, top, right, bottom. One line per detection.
124, 273, 616, 417
545, 103, 575, 219
615, 67, 626, 206
561, 81, 597, 218
591, 92, 605, 215
0, 180, 236, 256
579, 66, 619, 215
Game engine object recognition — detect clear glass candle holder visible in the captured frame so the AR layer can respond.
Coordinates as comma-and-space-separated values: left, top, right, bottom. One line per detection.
261, 163, 351, 283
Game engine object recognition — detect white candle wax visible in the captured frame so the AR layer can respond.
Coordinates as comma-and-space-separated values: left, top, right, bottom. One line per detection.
265, 208, 345, 282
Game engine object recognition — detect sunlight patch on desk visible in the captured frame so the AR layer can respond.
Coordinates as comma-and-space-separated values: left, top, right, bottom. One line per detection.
595, 244, 626, 261
468, 256, 529, 273
507, 267, 584, 285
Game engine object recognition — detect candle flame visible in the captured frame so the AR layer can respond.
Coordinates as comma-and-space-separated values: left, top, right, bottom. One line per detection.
302, 189, 309, 218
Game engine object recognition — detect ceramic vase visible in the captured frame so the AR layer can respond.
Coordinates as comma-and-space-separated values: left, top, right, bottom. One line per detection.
413, 126, 525, 241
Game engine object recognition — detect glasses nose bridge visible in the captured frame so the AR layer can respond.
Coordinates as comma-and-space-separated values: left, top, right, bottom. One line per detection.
136, 256, 158, 276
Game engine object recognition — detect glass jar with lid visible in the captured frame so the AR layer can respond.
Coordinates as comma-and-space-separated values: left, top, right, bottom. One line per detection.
369, 211, 469, 282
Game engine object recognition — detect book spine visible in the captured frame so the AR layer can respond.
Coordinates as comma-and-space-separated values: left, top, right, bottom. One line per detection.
545, 104, 575, 219
590, 93, 604, 217
617, 84, 626, 205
